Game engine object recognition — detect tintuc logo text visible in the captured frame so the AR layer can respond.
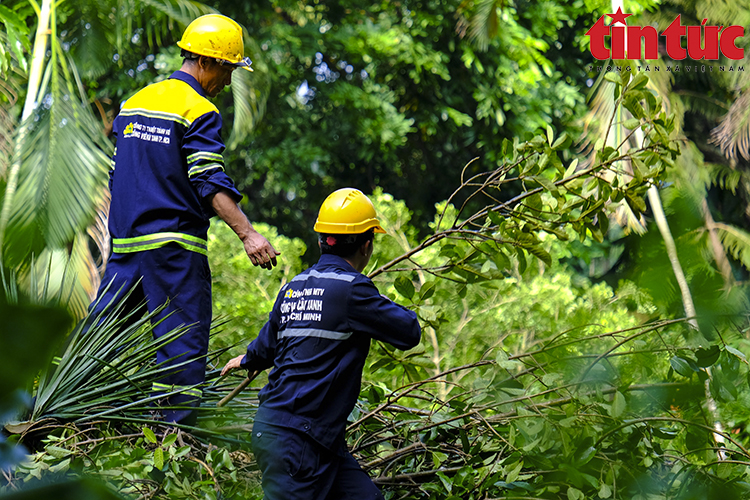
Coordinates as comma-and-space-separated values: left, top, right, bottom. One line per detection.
586, 7, 745, 61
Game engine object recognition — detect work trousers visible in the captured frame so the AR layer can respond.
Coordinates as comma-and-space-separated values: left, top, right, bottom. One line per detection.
251, 420, 384, 500
87, 245, 212, 424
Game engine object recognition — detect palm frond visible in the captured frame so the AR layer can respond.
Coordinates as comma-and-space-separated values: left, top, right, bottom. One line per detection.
455, 0, 501, 52
711, 91, 750, 161
18, 232, 102, 319
226, 41, 270, 150
3, 51, 111, 268
695, 0, 750, 30
706, 162, 746, 194
610, 200, 648, 235
16, 283, 257, 436
59, 0, 215, 79
87, 186, 111, 277
0, 23, 26, 180
713, 222, 750, 273
0, 78, 19, 180
31, 283, 195, 422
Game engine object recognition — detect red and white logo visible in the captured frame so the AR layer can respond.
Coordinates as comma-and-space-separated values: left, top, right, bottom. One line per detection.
586, 7, 745, 61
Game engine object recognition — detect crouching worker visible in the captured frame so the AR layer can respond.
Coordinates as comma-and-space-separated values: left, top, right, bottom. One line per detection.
221, 188, 421, 499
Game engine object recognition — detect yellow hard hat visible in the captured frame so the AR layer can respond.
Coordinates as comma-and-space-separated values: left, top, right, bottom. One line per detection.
314, 188, 386, 234
177, 14, 253, 72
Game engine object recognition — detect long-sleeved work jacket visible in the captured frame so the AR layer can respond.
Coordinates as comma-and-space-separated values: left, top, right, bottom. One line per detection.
241, 254, 422, 450
109, 70, 242, 256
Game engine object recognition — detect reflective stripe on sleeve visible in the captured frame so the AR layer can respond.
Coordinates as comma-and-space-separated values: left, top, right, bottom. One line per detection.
112, 232, 208, 255
187, 152, 225, 178
187, 152, 224, 163
188, 162, 224, 178
152, 382, 203, 399
278, 328, 353, 341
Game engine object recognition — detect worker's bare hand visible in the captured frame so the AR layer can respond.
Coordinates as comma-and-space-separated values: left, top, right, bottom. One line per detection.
243, 231, 281, 270
221, 354, 246, 376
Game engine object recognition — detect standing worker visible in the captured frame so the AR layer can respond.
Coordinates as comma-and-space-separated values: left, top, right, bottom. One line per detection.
222, 188, 421, 499
89, 14, 280, 425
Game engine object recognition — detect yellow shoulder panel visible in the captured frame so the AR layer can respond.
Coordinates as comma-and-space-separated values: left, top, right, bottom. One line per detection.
122, 79, 219, 125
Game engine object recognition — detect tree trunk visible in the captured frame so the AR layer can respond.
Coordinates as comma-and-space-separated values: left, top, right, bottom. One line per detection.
647, 185, 726, 456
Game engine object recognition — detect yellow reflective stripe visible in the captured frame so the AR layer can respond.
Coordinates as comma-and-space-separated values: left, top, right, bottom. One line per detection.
187, 152, 223, 163
188, 163, 224, 178
119, 108, 190, 128
152, 382, 203, 398
112, 232, 208, 256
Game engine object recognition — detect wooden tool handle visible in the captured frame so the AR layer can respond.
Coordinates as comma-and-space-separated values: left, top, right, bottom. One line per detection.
217, 369, 261, 407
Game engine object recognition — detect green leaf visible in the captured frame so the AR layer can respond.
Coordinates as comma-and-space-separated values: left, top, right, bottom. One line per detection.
488, 210, 504, 227
726, 346, 747, 362
530, 175, 558, 194
630, 72, 649, 90
516, 248, 527, 274
394, 276, 415, 300
623, 118, 640, 129
370, 357, 394, 373
552, 132, 570, 150
162, 434, 177, 448
695, 346, 721, 367
567, 486, 584, 500
46, 446, 73, 459
610, 391, 626, 418
685, 428, 709, 452
437, 471, 453, 493
505, 460, 523, 483
604, 72, 620, 84
576, 446, 597, 466
419, 281, 436, 301
625, 193, 647, 213
154, 447, 164, 470
563, 158, 579, 179
525, 244, 552, 267
444, 106, 474, 127
0, 478, 126, 499
670, 356, 695, 378
497, 377, 524, 389
0, 6, 30, 33
143, 427, 157, 444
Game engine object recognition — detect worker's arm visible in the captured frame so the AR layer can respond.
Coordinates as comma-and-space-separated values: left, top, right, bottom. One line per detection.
211, 190, 280, 270
221, 291, 282, 376
348, 278, 422, 350
221, 354, 245, 375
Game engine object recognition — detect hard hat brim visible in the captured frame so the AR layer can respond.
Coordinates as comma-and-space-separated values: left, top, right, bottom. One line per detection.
313, 220, 386, 234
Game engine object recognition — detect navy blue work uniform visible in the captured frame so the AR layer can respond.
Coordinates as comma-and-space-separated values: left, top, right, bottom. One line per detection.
240, 254, 422, 499
89, 70, 243, 423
